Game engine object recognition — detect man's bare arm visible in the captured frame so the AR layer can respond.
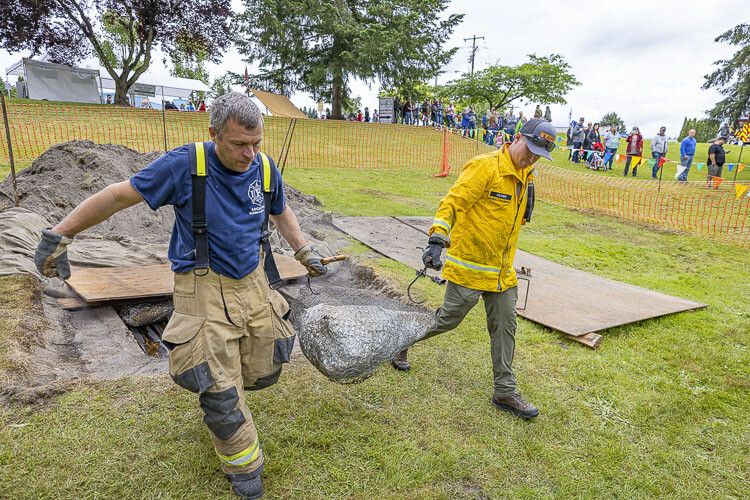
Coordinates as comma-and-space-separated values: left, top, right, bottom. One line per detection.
270, 204, 306, 251
52, 180, 144, 237
709, 153, 716, 165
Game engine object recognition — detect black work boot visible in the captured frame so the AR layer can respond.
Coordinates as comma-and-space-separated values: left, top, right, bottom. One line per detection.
491, 392, 539, 419
227, 468, 264, 499
390, 348, 410, 371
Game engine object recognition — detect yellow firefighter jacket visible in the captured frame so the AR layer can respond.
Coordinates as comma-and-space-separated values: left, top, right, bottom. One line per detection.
429, 145, 536, 292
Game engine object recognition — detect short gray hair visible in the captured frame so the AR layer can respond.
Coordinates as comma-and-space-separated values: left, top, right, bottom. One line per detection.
210, 92, 263, 136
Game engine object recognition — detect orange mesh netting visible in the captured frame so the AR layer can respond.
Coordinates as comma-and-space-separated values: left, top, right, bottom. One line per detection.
1, 100, 747, 247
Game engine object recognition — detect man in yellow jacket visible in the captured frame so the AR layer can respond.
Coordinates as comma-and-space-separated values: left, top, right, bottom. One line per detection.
392, 118, 557, 419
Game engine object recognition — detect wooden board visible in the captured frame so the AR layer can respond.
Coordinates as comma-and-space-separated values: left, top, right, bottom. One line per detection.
65, 254, 308, 303
333, 216, 707, 345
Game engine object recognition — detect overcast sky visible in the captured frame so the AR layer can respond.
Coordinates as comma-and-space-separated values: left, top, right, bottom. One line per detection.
2, 0, 748, 138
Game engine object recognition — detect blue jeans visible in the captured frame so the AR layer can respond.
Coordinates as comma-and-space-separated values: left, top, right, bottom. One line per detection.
437, 114, 443, 126
572, 142, 583, 163
652, 152, 664, 178
404, 111, 412, 125
678, 155, 693, 182
604, 147, 617, 169
446, 115, 454, 128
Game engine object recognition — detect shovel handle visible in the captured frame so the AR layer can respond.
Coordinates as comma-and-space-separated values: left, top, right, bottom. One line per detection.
320, 255, 347, 265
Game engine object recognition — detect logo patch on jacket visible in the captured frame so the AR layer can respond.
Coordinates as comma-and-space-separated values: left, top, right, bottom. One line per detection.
489, 191, 512, 203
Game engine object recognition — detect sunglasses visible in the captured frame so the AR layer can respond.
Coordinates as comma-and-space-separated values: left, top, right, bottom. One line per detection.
522, 133, 555, 152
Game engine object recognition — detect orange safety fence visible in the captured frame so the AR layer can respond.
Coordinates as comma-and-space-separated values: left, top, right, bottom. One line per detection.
534, 163, 749, 248
0, 99, 490, 173
1, 99, 747, 247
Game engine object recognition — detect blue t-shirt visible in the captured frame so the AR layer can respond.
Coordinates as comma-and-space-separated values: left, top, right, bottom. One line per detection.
130, 142, 286, 279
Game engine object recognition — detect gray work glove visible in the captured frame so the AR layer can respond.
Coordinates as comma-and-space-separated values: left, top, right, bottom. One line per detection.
294, 245, 327, 278
34, 228, 74, 279
422, 235, 447, 270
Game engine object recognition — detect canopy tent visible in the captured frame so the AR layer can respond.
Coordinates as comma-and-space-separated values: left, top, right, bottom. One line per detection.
6, 58, 102, 103
250, 89, 307, 118
6, 58, 210, 102
94, 66, 210, 98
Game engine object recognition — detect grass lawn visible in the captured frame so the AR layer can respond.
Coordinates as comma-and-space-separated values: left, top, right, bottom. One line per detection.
1, 167, 748, 499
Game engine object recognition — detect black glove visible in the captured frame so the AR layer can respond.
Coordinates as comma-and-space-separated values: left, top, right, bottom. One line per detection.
34, 228, 74, 279
422, 235, 447, 270
294, 245, 327, 278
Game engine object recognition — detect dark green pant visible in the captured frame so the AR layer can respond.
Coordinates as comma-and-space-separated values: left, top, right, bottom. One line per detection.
422, 281, 518, 397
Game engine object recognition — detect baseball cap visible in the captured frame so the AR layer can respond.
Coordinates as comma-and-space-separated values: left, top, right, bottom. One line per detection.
519, 118, 557, 160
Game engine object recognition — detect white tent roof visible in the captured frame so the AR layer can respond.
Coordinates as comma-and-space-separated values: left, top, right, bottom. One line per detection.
92, 65, 209, 98
6, 59, 210, 99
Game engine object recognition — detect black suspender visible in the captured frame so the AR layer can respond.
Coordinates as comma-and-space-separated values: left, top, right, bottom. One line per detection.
189, 142, 209, 276
258, 152, 282, 289
189, 144, 282, 287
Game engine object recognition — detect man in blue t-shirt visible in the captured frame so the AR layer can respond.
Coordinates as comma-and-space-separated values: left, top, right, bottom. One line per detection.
678, 129, 697, 182
34, 92, 327, 499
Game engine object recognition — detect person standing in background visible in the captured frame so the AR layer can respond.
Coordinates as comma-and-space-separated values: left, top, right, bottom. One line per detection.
544, 106, 552, 122
602, 124, 620, 170
623, 127, 643, 176
707, 136, 729, 188
514, 111, 527, 135
402, 98, 413, 125
651, 126, 669, 179
581, 122, 593, 161
678, 129, 697, 182
570, 117, 585, 163
534, 105, 542, 119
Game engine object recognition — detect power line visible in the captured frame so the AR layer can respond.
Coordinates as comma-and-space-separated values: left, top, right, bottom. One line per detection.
463, 34, 485, 76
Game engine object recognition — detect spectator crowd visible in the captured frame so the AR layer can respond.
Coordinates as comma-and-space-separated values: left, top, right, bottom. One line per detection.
566, 117, 730, 183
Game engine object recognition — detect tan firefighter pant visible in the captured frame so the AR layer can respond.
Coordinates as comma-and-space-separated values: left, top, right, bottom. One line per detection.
161, 263, 295, 475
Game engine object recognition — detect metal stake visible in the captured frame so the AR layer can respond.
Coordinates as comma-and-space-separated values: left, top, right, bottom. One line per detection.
1, 93, 19, 207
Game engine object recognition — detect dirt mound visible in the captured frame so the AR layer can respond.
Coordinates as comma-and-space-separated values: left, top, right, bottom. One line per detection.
0, 140, 323, 244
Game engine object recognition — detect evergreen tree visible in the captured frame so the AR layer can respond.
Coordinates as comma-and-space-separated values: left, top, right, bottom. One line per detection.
703, 23, 750, 126
600, 112, 627, 133
234, 0, 462, 119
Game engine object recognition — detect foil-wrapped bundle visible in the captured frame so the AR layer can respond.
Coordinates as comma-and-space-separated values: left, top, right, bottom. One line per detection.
298, 304, 433, 383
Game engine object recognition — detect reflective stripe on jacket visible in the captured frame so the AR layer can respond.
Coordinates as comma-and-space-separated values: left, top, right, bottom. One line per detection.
429, 146, 536, 292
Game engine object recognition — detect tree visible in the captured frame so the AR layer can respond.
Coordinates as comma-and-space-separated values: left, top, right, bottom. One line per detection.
234, 0, 463, 119
0, 1, 232, 105
208, 72, 235, 101
600, 112, 626, 133
435, 55, 579, 111
703, 23, 750, 127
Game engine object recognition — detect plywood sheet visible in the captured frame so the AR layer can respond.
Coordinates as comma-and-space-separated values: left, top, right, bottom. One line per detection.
65, 255, 308, 303
333, 216, 707, 338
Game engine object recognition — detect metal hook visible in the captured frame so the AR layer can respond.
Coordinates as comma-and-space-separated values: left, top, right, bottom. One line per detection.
407, 267, 428, 304
306, 277, 320, 295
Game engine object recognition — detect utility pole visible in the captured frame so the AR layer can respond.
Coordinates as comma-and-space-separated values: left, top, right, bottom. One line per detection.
463, 35, 485, 76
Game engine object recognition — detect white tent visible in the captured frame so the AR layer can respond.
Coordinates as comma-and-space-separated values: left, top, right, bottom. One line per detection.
6, 58, 210, 104
6, 58, 102, 103
93, 65, 210, 99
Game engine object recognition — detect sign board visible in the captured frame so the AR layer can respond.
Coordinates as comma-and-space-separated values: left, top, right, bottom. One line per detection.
129, 83, 156, 97
378, 97, 394, 124
317, 101, 324, 113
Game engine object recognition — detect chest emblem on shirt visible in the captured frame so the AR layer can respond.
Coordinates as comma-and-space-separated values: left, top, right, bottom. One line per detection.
248, 180, 263, 207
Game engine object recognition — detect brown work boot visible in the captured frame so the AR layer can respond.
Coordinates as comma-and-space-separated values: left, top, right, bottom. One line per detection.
390, 348, 410, 371
491, 392, 539, 419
